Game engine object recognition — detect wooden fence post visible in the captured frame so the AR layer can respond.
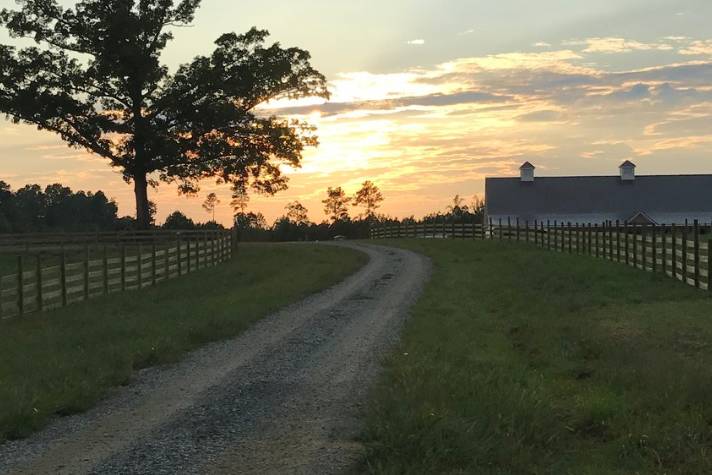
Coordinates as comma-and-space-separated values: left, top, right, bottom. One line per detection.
682, 224, 688, 284
499, 219, 503, 241
709, 238, 712, 293
60, 246, 67, 306
694, 220, 700, 288
652, 225, 657, 272
152, 241, 157, 286
17, 255, 24, 316
672, 225, 677, 280
547, 220, 551, 250
177, 234, 182, 276
121, 243, 126, 291
35, 254, 42, 312
616, 221, 621, 262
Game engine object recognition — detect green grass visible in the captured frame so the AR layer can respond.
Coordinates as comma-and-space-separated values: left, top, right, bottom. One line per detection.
362, 240, 712, 474
0, 243, 367, 441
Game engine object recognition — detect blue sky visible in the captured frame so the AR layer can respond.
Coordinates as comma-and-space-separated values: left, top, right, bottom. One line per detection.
1, 0, 711, 223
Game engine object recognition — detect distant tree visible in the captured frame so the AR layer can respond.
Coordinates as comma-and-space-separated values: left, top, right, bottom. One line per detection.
353, 181, 384, 219
202, 192, 221, 221
285, 201, 310, 225
446, 194, 470, 220
235, 211, 267, 230
163, 211, 195, 230
470, 195, 485, 223
230, 185, 250, 215
0, 1, 329, 228
322, 187, 350, 223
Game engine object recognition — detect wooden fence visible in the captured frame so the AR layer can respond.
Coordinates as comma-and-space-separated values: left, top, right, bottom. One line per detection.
370, 220, 711, 292
0, 230, 234, 319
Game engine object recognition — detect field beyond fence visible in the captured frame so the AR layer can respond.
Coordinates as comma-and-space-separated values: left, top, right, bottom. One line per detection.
371, 220, 711, 291
0, 230, 234, 319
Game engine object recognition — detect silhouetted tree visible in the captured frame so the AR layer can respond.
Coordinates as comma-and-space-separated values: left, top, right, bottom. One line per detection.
163, 211, 196, 230
230, 185, 250, 215
322, 187, 350, 223
0, 0, 329, 228
285, 201, 310, 225
202, 192, 220, 221
353, 180, 384, 219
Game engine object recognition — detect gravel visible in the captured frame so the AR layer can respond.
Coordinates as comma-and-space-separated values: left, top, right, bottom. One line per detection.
0, 242, 430, 475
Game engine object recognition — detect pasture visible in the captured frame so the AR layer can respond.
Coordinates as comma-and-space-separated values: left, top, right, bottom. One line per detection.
363, 239, 712, 474
0, 243, 366, 441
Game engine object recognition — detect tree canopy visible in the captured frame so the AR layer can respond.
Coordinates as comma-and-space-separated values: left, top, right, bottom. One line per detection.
0, 0, 329, 228
322, 186, 350, 223
353, 180, 384, 219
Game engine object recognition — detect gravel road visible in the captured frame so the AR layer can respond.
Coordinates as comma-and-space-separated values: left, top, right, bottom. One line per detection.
0, 242, 430, 475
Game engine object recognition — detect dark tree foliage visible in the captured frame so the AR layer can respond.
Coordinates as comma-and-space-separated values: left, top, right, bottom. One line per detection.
0, 0, 329, 228
162, 210, 195, 230
353, 180, 383, 220
322, 186, 350, 223
0, 181, 120, 232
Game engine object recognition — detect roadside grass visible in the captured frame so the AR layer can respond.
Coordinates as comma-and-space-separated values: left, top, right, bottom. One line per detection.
0, 243, 366, 441
363, 239, 712, 474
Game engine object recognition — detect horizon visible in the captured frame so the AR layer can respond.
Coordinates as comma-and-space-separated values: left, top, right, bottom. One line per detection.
1, 0, 712, 226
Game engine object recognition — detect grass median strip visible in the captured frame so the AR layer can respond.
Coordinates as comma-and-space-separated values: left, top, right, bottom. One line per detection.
0, 243, 367, 441
363, 239, 712, 474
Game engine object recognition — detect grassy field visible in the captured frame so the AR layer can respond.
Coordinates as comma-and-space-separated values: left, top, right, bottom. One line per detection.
363, 239, 712, 474
0, 243, 366, 441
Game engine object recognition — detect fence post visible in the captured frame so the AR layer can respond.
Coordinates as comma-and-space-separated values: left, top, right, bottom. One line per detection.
652, 224, 657, 272
499, 219, 503, 241
594, 224, 599, 258
177, 234, 182, 276
709, 237, 712, 293
165, 240, 170, 279
60, 245, 67, 306
35, 254, 42, 312
694, 220, 700, 288
152, 241, 157, 286
682, 224, 688, 285
547, 220, 551, 250
489, 218, 493, 240
17, 255, 24, 316
212, 232, 216, 265
616, 220, 621, 262
661, 226, 667, 275
672, 225, 677, 280
121, 243, 126, 291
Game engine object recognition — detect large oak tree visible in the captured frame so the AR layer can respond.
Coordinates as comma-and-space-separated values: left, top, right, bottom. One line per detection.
0, 0, 328, 228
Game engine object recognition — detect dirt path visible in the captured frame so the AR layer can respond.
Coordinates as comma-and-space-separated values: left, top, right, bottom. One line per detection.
0, 243, 429, 475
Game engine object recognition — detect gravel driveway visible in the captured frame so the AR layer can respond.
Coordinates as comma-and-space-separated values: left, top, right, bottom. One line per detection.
0, 242, 430, 474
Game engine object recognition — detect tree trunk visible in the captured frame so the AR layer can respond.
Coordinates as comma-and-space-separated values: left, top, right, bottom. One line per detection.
134, 173, 150, 229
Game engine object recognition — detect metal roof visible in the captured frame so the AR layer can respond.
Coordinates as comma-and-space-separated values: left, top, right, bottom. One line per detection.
485, 174, 712, 219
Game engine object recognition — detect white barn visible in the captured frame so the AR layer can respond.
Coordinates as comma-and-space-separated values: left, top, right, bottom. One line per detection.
485, 161, 712, 226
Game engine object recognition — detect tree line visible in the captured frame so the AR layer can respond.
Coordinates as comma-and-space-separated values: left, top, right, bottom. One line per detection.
0, 181, 222, 233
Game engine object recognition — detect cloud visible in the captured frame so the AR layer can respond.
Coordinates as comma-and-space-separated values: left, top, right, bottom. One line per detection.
565, 37, 674, 54
680, 40, 712, 56
533, 42, 551, 48
406, 39, 425, 46
458, 28, 476, 36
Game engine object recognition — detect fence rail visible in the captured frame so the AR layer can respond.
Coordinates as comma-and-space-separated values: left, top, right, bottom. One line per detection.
0, 230, 234, 319
370, 221, 711, 292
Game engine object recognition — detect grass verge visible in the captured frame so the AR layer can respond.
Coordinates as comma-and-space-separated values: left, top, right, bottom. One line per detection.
0, 243, 366, 441
363, 239, 712, 474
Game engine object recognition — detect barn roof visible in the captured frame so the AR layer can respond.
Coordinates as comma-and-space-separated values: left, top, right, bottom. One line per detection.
485, 174, 712, 218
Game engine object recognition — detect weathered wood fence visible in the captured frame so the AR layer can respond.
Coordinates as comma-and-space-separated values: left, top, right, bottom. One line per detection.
0, 230, 234, 319
371, 220, 711, 291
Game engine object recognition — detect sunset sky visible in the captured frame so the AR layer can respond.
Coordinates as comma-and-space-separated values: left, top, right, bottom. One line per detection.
1, 0, 711, 225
